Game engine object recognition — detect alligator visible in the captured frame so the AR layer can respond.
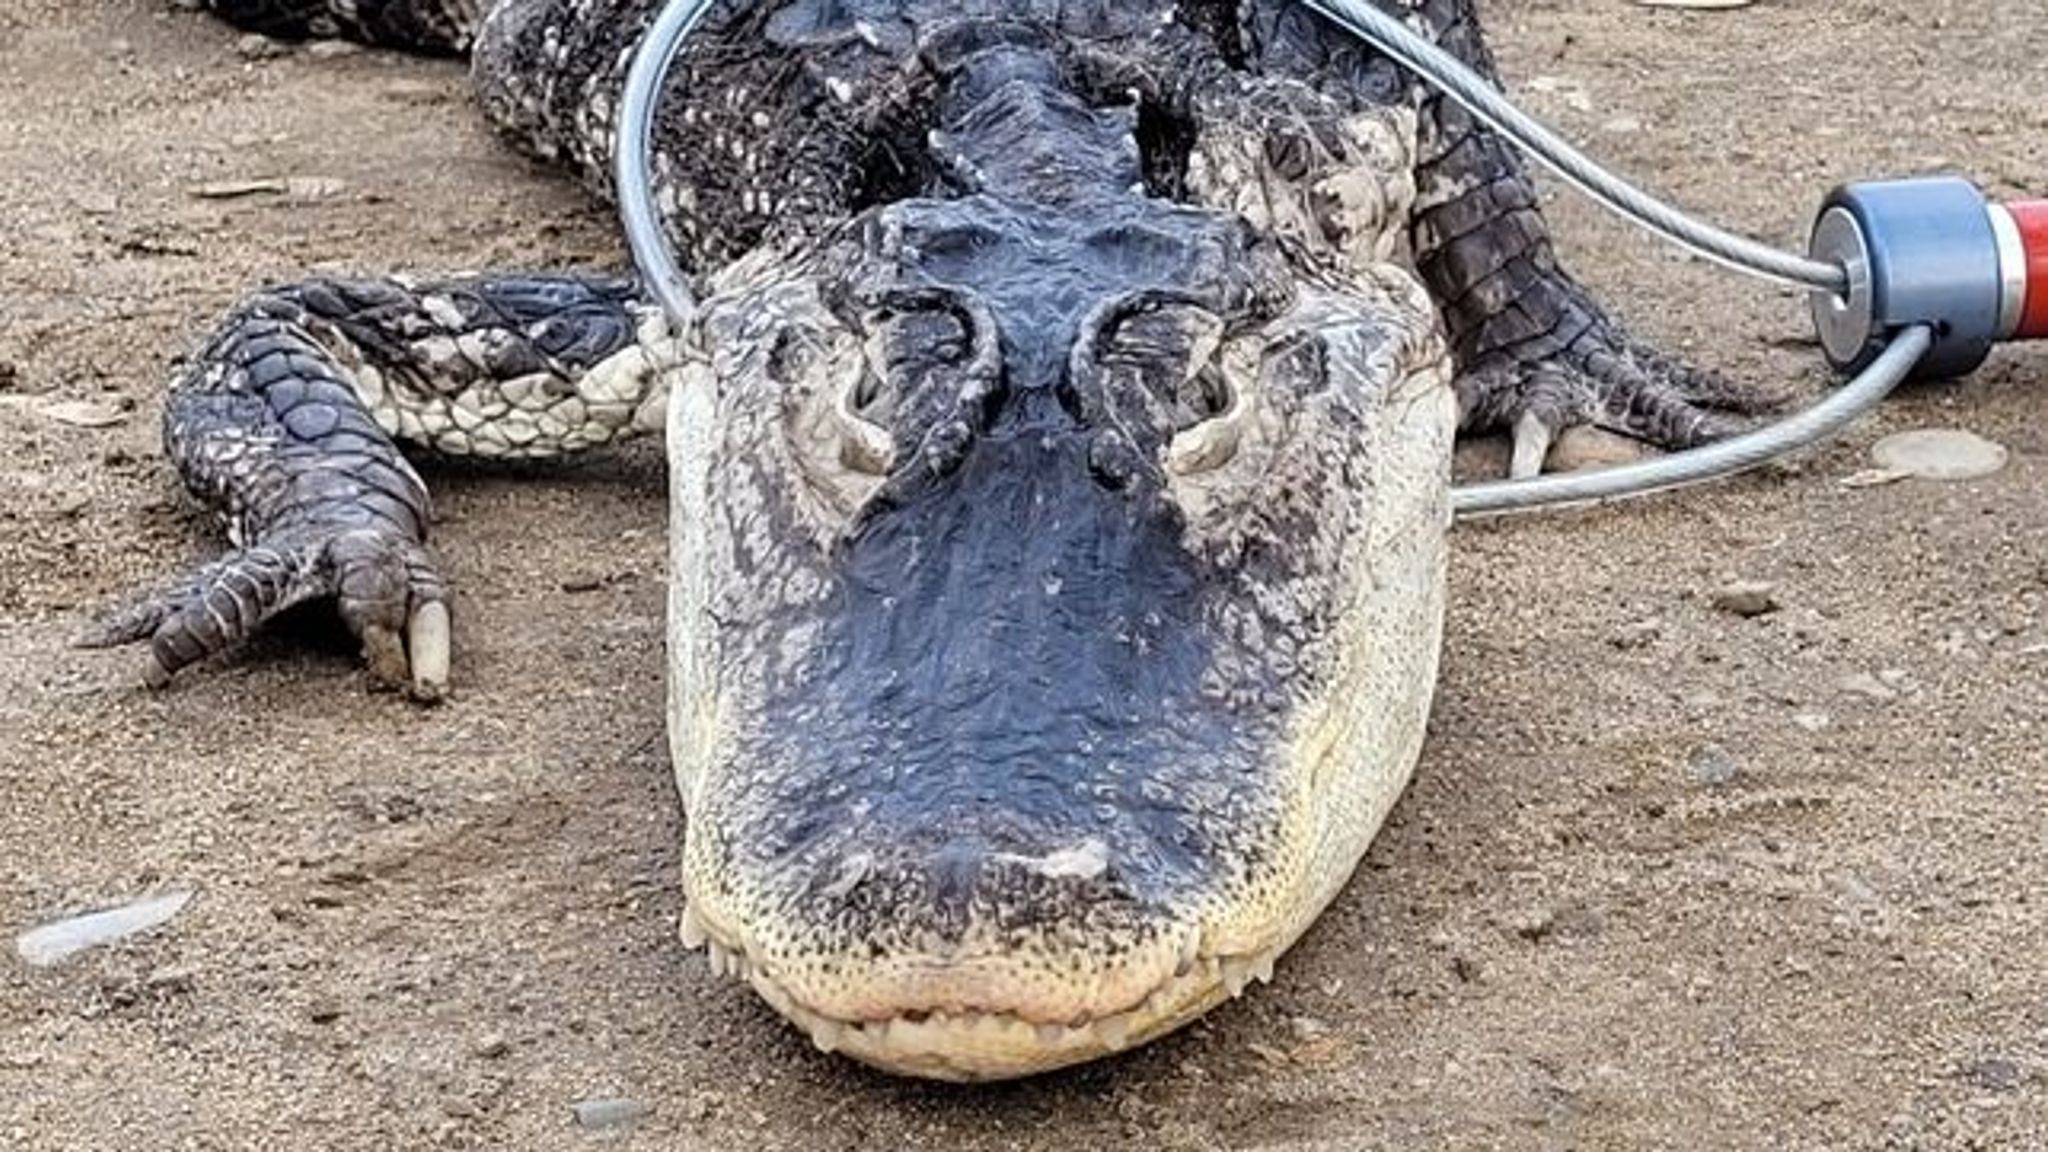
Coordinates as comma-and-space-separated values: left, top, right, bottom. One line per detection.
84, 0, 1769, 1080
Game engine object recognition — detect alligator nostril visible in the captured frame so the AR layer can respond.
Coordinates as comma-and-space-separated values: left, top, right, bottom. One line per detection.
1088, 429, 1142, 491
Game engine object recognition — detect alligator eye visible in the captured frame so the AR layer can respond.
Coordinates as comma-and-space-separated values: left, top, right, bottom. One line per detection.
835, 287, 1003, 477
832, 304, 970, 478
834, 364, 896, 476
1165, 368, 1250, 475
1090, 295, 1247, 474
1081, 292, 1234, 456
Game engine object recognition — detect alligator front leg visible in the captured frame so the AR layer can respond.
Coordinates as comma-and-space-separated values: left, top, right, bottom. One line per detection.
1238, 0, 1781, 476
202, 0, 482, 53
80, 274, 677, 698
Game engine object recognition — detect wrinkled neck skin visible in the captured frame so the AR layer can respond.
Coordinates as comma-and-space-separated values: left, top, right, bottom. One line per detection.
926, 26, 1143, 209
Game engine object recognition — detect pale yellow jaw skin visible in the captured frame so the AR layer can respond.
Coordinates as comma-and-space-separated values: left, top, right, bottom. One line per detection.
681, 907, 1262, 1082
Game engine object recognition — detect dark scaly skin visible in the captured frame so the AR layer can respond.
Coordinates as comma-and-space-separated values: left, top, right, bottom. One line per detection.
202, 0, 482, 52
78, 289, 442, 690
80, 273, 668, 694
1236, 0, 1777, 456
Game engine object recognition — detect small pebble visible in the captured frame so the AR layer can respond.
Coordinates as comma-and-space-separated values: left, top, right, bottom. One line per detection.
572, 1098, 649, 1131
1966, 1056, 2027, 1093
1871, 429, 2008, 482
1688, 743, 1740, 787
473, 1033, 509, 1059
1505, 906, 1557, 942
1609, 618, 1662, 650
1288, 1016, 1331, 1042
1838, 672, 1899, 703
39, 400, 128, 429
305, 40, 363, 60
1547, 426, 1649, 473
235, 33, 291, 61
141, 957, 195, 985
1791, 711, 1833, 733
1711, 581, 1780, 618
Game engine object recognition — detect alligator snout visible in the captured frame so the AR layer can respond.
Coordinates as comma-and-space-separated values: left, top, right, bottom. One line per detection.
679, 768, 1247, 1081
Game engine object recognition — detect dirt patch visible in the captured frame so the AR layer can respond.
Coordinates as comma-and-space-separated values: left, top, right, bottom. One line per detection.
3, 2, 2044, 1148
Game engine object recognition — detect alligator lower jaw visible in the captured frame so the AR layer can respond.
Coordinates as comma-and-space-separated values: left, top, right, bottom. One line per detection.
679, 912, 1283, 1082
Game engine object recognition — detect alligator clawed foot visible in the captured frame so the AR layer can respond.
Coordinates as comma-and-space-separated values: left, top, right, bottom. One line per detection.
1457, 316, 1789, 479
77, 527, 450, 702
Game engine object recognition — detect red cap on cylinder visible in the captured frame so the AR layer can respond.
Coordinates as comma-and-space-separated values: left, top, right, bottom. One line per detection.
2014, 201, 2048, 340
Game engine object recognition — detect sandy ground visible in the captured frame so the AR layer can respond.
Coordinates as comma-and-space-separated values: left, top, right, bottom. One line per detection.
2, 1, 2044, 1148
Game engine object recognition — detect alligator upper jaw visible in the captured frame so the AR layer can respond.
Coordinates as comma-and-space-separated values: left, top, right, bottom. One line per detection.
666, 433, 1304, 1080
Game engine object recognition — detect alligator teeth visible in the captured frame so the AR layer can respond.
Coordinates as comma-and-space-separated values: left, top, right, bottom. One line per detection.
705, 940, 748, 981
1176, 931, 1202, 977
1251, 953, 1276, 985
810, 1019, 844, 1054
1094, 1014, 1132, 1051
1222, 956, 1255, 998
966, 1012, 1011, 1041
678, 904, 707, 949
1036, 1022, 1066, 1046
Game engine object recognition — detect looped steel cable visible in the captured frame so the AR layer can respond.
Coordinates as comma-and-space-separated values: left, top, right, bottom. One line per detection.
615, 1, 1929, 519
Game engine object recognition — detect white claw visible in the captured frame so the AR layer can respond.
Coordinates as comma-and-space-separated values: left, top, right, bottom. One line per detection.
406, 600, 451, 702
1509, 411, 1556, 481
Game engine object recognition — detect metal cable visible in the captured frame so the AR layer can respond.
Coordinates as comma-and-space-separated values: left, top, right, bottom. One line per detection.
1303, 0, 1849, 295
616, 0, 1925, 520
616, 0, 719, 329
1453, 325, 1932, 517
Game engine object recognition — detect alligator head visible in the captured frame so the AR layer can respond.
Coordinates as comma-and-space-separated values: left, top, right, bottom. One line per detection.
664, 24, 1456, 1080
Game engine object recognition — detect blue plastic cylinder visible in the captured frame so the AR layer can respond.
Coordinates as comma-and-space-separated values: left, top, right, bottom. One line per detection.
1808, 176, 2005, 380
